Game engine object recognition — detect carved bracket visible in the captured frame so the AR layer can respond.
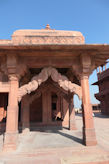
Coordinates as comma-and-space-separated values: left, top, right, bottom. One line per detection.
80, 54, 95, 77
5, 54, 28, 81
18, 67, 82, 101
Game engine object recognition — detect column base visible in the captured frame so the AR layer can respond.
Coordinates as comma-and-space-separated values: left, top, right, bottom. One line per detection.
22, 124, 30, 134
3, 132, 18, 151
83, 127, 97, 146
69, 120, 77, 130
69, 126, 77, 130
69, 125, 77, 130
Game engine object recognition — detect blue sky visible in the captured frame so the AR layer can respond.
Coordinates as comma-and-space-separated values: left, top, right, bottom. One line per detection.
0, 0, 109, 107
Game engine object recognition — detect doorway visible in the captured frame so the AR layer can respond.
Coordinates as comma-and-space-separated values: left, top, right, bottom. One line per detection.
30, 95, 42, 122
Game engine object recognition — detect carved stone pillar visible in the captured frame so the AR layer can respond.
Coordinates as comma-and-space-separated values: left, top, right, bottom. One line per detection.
21, 95, 30, 133
3, 55, 19, 151
80, 74, 97, 146
69, 96, 77, 130
3, 75, 19, 151
42, 91, 52, 123
48, 92, 52, 122
80, 54, 97, 146
42, 92, 48, 123
62, 97, 69, 127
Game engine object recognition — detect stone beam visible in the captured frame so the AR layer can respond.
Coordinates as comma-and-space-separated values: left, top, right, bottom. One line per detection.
22, 56, 77, 68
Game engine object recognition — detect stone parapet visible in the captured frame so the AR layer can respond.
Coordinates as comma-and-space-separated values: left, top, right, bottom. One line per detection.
12, 28, 85, 45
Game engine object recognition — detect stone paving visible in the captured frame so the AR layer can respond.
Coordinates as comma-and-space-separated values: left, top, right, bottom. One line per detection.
17, 126, 83, 152
0, 112, 109, 163
76, 112, 109, 151
93, 113, 109, 151
16, 112, 109, 152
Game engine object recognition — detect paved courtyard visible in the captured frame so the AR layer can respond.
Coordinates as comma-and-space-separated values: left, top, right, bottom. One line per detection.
0, 112, 109, 163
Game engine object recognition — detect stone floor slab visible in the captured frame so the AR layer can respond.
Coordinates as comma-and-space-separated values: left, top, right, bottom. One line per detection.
0, 112, 109, 164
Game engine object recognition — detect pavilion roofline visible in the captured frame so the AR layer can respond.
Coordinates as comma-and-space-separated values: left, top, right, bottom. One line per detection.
0, 27, 109, 48
12, 29, 84, 37
0, 44, 109, 69
0, 27, 85, 45
0, 43, 109, 48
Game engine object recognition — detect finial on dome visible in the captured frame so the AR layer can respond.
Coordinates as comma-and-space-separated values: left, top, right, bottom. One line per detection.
45, 24, 51, 30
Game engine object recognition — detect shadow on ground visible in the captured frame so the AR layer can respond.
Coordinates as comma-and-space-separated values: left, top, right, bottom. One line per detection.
75, 112, 109, 119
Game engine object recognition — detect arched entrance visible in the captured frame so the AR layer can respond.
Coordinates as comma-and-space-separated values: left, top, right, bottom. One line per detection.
19, 67, 81, 131
21, 76, 77, 132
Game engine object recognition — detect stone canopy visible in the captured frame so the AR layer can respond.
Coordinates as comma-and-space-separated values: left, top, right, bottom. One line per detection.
12, 27, 85, 45
0, 25, 109, 151
0, 25, 109, 70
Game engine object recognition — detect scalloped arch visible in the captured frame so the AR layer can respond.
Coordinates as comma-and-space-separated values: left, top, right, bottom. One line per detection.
18, 67, 82, 101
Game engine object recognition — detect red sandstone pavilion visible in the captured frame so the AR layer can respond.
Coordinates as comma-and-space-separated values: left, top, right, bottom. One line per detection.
0, 24, 109, 151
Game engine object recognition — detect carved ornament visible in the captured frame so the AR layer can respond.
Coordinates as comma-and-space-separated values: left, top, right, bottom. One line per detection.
18, 67, 82, 101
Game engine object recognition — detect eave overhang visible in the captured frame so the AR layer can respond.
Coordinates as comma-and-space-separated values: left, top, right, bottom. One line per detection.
0, 44, 109, 66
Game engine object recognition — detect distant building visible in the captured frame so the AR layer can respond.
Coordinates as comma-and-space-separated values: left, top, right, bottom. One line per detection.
93, 66, 109, 115
92, 104, 100, 111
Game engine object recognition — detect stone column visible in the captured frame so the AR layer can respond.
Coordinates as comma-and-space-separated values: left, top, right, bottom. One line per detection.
47, 91, 52, 123
3, 54, 20, 151
80, 54, 97, 146
62, 97, 69, 127
99, 66, 102, 73
42, 91, 52, 123
42, 92, 48, 123
21, 96, 30, 133
3, 75, 19, 150
80, 74, 97, 146
69, 97, 77, 130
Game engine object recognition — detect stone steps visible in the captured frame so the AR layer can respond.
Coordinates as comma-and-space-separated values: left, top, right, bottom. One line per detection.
0, 146, 109, 164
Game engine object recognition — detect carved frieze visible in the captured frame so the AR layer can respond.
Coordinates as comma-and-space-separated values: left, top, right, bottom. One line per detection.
12, 36, 84, 45
12, 29, 85, 45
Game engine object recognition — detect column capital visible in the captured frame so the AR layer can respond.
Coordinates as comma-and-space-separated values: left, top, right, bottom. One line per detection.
79, 74, 89, 80
8, 74, 19, 81
80, 54, 94, 78
6, 54, 28, 81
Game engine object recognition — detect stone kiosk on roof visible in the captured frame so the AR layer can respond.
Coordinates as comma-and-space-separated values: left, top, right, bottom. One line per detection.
0, 25, 109, 151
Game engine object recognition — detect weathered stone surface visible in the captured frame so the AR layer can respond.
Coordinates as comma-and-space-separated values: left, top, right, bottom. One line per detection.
1, 26, 107, 152
12, 28, 85, 45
